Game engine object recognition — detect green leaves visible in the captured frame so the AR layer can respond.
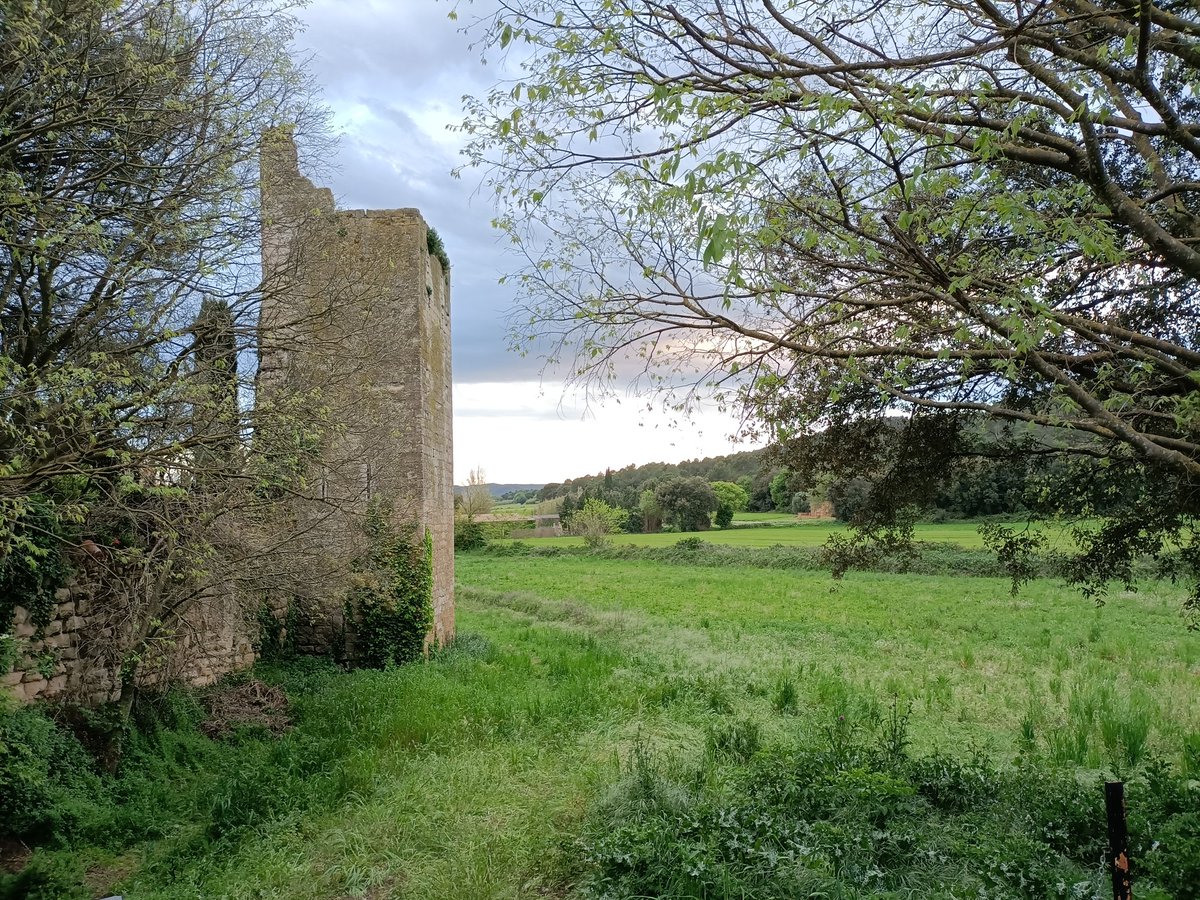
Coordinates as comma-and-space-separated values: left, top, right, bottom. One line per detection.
700, 213, 734, 266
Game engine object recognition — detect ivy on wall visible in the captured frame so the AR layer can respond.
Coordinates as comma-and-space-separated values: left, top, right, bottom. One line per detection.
426, 226, 451, 275
1, 498, 72, 640
347, 511, 433, 669
255, 601, 299, 662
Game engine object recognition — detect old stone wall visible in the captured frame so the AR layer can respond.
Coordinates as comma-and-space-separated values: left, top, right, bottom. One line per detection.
2, 129, 454, 706
1, 583, 267, 705
258, 129, 454, 650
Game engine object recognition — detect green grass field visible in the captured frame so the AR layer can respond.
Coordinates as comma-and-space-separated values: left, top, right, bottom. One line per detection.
731, 510, 796, 521
457, 555, 1199, 755
502, 519, 1023, 549
47, 552, 1192, 899
489, 502, 536, 515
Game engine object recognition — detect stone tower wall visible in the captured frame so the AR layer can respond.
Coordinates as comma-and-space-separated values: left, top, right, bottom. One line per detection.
3, 132, 454, 706
257, 130, 454, 650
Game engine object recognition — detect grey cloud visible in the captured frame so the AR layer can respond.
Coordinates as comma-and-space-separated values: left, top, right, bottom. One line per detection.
298, 1, 497, 98
292, 0, 535, 383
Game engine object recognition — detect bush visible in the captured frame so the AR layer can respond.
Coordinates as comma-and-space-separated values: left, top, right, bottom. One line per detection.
0, 497, 73, 634
0, 853, 88, 900
426, 225, 450, 272
571, 498, 627, 548
0, 707, 100, 842
350, 523, 433, 669
454, 518, 487, 551
714, 501, 733, 529
577, 732, 1198, 899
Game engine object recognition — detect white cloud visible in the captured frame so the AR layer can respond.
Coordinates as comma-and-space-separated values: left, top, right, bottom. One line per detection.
453, 383, 757, 484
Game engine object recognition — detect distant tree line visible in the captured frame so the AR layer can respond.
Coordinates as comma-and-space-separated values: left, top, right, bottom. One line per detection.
510, 428, 1060, 538
531, 450, 764, 509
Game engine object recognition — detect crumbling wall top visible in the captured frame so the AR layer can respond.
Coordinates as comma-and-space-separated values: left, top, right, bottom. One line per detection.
260, 127, 336, 216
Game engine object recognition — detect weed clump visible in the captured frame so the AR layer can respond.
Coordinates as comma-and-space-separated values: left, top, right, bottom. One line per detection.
576, 725, 1199, 899
432, 631, 494, 662
0, 853, 88, 900
0, 706, 100, 842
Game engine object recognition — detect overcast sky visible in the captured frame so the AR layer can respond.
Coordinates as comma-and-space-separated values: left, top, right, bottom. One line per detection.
293, 0, 757, 484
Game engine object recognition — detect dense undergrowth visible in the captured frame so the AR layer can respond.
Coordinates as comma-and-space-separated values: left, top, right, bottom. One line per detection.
0, 624, 628, 898
0, 638, 546, 898
576, 720, 1200, 899
0, 659, 368, 897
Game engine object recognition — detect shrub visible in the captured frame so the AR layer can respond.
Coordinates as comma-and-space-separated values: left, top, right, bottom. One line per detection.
0, 497, 73, 634
577, 735, 1197, 899
0, 853, 88, 900
255, 601, 299, 661
454, 517, 487, 551
0, 707, 100, 842
714, 501, 733, 529
571, 498, 627, 548
426, 226, 450, 272
348, 512, 433, 669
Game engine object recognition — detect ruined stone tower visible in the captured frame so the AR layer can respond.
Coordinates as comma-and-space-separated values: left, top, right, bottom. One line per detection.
258, 129, 454, 649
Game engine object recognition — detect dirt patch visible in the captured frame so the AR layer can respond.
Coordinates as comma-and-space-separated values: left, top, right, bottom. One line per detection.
84, 852, 138, 896
0, 838, 31, 875
200, 679, 291, 739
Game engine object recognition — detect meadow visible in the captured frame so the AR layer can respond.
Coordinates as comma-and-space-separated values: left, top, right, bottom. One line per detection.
500, 518, 1005, 548
4, 550, 1198, 898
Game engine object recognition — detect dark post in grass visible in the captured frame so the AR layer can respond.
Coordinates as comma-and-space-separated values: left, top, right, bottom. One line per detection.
1105, 781, 1132, 900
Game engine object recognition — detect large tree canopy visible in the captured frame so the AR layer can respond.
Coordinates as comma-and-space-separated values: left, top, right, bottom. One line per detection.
0, 0, 333, 704
464, 0, 1200, 615
1, 0, 318, 503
